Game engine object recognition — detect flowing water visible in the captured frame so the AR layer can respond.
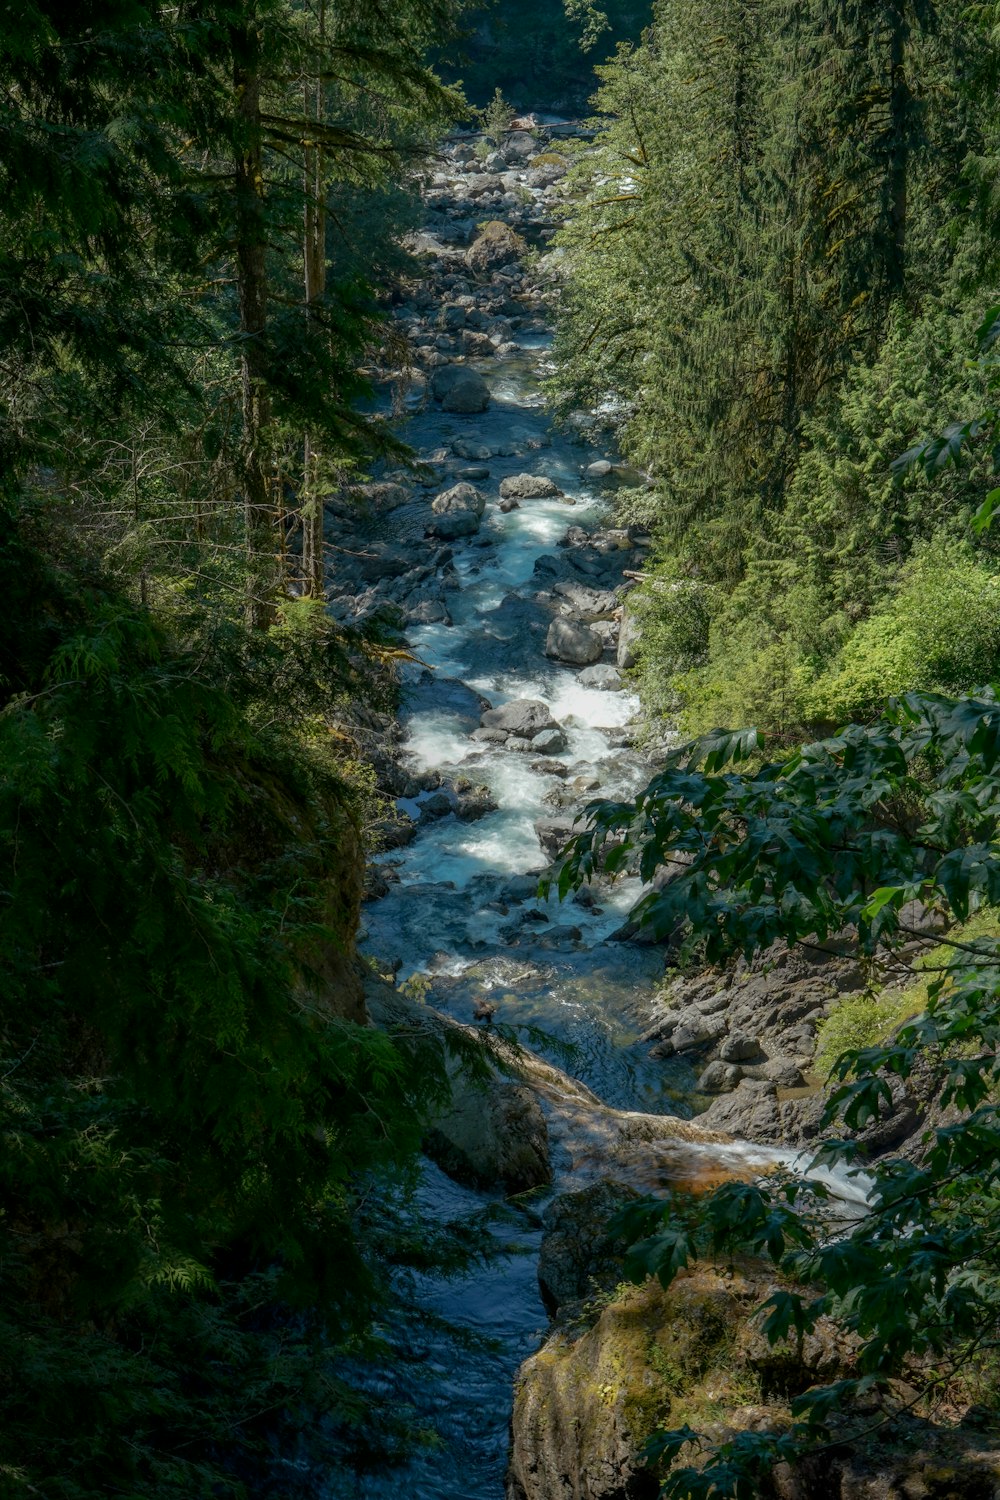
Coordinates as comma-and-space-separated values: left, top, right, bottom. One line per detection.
348, 169, 868, 1500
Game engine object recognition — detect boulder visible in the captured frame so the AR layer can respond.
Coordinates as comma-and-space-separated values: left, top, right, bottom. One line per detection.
697, 1079, 783, 1143
351, 480, 410, 512
427, 509, 480, 539
531, 726, 568, 756
698, 1060, 744, 1093
466, 219, 528, 272
718, 1030, 762, 1063
480, 699, 558, 739
577, 664, 623, 692
431, 364, 491, 414
425, 1078, 551, 1193
452, 778, 499, 821
405, 597, 452, 624
552, 580, 618, 617
537, 1181, 640, 1317
617, 604, 642, 669
500, 473, 564, 500
452, 437, 493, 460
432, 481, 487, 518
586, 459, 614, 479
545, 618, 603, 666
534, 815, 576, 860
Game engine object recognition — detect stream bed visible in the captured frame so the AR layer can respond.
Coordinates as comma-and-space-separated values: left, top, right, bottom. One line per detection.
340, 129, 712, 1500
338, 125, 866, 1500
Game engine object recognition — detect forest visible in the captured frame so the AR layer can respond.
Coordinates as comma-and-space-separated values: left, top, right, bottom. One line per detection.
7, 1, 1000, 1498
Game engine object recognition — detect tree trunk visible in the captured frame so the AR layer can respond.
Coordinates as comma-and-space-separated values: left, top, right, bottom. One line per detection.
886, 3, 909, 295
233, 31, 274, 627
301, 0, 327, 600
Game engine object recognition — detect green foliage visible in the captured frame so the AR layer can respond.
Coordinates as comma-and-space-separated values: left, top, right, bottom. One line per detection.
808, 541, 1000, 722
481, 87, 515, 145
438, 0, 649, 111
553, 692, 1000, 1487
0, 504, 462, 1494
0, 2, 472, 1483
554, 0, 996, 741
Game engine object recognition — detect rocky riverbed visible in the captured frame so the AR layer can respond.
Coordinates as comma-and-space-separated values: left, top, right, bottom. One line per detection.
324, 122, 959, 1500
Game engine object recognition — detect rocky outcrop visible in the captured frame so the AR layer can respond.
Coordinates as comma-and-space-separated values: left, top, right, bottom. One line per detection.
425, 1076, 552, 1193
537, 1181, 640, 1318
509, 1263, 1000, 1500
507, 1270, 760, 1500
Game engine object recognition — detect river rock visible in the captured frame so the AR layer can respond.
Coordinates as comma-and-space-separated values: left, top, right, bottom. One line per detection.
467, 219, 528, 272
697, 1079, 783, 1142
452, 437, 493, 461
425, 1077, 551, 1193
351, 479, 411, 512
432, 481, 487, 518
552, 580, 618, 617
545, 618, 603, 665
577, 664, 623, 691
480, 699, 559, 739
537, 1181, 640, 1317
453, 777, 498, 821
427, 509, 480, 539
534, 815, 576, 860
698, 1060, 744, 1093
431, 364, 491, 413
719, 1030, 762, 1063
586, 459, 614, 479
499, 496, 520, 513
617, 603, 642, 669
531, 726, 568, 755
500, 473, 564, 500
406, 597, 452, 624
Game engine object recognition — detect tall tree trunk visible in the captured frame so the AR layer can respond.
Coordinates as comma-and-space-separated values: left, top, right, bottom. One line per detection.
302, 0, 327, 600
233, 29, 274, 627
887, 2, 909, 294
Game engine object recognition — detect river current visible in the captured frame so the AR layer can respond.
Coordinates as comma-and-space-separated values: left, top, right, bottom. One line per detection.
343, 143, 868, 1500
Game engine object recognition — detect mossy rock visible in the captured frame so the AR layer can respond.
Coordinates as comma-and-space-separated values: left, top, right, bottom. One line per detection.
507, 1270, 761, 1500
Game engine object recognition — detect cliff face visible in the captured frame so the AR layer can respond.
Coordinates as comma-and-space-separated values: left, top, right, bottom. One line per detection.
507, 1262, 1000, 1500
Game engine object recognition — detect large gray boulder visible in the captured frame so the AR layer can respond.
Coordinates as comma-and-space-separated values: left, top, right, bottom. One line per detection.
545, 618, 603, 665
537, 1181, 640, 1317
432, 481, 487, 518
431, 364, 491, 414
500, 473, 564, 500
427, 509, 480, 539
577, 664, 623, 691
481, 698, 558, 739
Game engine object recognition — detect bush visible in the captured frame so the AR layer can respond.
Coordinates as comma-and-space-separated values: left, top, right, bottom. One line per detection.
808, 540, 1000, 723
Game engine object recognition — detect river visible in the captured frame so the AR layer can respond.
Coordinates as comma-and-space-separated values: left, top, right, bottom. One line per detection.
340, 126, 862, 1500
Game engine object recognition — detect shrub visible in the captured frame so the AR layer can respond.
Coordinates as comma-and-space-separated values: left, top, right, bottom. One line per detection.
808, 540, 1000, 723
